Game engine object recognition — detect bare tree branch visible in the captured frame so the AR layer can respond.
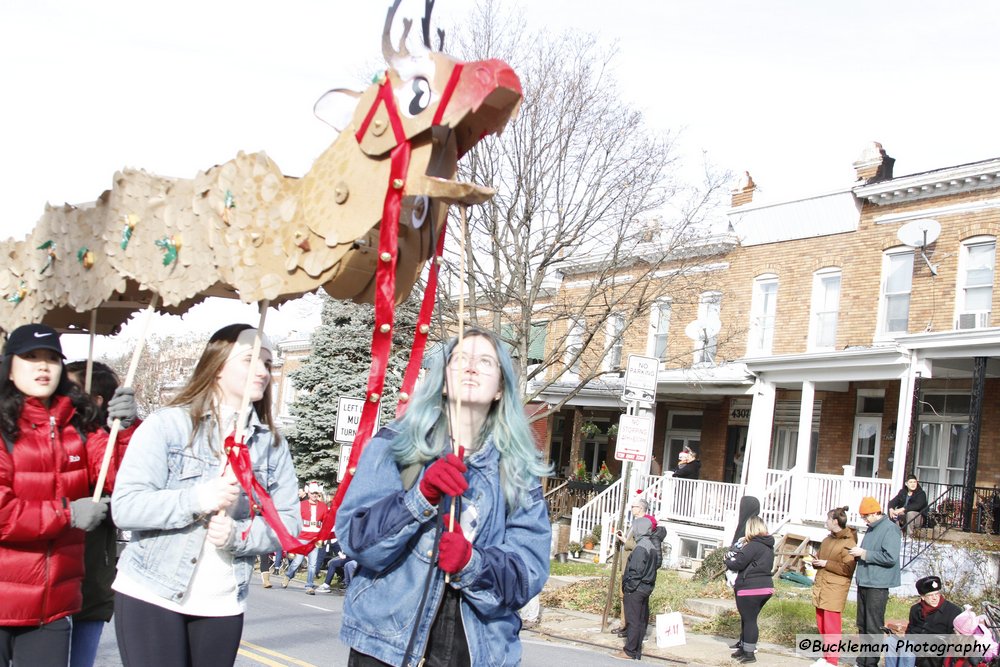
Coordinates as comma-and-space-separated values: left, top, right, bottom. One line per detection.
438, 1, 735, 420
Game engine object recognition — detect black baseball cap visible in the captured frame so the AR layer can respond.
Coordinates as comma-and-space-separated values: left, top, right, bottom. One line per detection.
3, 323, 64, 359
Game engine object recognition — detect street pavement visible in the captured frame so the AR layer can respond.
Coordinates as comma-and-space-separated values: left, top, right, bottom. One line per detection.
533, 600, 815, 666
95, 574, 744, 667
89, 572, 817, 666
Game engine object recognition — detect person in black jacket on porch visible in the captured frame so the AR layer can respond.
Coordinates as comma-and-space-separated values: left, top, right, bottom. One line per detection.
887, 474, 928, 535
611, 517, 661, 661
725, 516, 776, 664
670, 446, 701, 479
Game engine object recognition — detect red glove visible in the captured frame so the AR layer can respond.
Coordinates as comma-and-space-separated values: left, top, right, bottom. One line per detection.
438, 516, 472, 574
418, 451, 468, 505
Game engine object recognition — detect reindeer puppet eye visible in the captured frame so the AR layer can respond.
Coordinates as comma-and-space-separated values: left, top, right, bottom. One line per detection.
405, 77, 433, 116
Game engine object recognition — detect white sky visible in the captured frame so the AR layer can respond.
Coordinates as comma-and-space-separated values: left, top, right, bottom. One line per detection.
2, 0, 999, 358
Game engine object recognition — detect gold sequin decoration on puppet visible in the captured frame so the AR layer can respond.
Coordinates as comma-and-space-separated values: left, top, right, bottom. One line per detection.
120, 213, 138, 250
155, 235, 182, 266
5, 281, 27, 304
222, 189, 235, 224
77, 247, 95, 269
37, 240, 57, 274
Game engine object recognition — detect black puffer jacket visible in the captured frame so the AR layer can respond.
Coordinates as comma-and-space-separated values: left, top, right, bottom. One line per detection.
724, 534, 775, 593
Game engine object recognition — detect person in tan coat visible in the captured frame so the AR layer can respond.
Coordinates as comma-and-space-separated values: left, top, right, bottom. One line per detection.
811, 506, 858, 667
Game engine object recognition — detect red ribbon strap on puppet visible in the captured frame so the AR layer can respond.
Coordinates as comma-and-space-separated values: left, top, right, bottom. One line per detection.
225, 436, 330, 555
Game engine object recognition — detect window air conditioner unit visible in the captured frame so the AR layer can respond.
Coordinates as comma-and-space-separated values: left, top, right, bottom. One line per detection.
956, 311, 990, 330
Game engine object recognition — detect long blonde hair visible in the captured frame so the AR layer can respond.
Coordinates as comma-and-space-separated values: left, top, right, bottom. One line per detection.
169, 324, 279, 448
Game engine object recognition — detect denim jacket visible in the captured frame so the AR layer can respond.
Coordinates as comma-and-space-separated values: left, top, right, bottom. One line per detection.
111, 406, 300, 605
336, 429, 551, 667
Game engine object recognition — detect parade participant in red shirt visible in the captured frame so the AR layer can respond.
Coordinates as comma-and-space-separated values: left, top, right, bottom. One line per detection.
282, 481, 328, 593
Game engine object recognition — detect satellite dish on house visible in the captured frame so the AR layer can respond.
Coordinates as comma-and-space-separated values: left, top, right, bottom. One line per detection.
897, 218, 941, 275
897, 219, 941, 248
685, 316, 720, 364
684, 316, 721, 341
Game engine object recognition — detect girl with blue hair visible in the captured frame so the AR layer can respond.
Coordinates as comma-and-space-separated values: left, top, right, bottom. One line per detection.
337, 327, 551, 667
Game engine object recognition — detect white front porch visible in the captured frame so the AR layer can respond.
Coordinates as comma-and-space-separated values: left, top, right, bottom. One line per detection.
569, 468, 895, 565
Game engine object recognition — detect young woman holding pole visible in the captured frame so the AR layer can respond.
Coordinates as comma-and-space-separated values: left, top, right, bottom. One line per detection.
336, 327, 551, 667
110, 324, 300, 667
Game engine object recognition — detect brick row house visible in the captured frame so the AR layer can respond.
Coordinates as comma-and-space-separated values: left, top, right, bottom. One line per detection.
540, 144, 1000, 569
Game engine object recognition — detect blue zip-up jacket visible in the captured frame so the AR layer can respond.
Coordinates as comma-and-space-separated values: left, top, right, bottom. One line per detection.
855, 514, 901, 589
336, 430, 551, 667
111, 406, 300, 605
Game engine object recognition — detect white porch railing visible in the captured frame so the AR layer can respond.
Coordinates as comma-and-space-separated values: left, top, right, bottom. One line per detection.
760, 469, 793, 530
570, 475, 743, 562
799, 469, 895, 525
568, 468, 897, 563
569, 480, 628, 561
643, 475, 743, 529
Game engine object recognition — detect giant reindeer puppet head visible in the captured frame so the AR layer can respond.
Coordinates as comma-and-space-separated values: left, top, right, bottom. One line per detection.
288, 0, 522, 304
0, 0, 521, 326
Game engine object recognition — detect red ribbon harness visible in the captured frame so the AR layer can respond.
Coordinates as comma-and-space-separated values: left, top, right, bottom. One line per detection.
225, 65, 464, 555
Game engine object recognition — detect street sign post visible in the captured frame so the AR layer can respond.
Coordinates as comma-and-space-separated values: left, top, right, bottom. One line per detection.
335, 396, 381, 444
335, 397, 381, 481
622, 354, 658, 403
614, 414, 651, 462
603, 398, 655, 631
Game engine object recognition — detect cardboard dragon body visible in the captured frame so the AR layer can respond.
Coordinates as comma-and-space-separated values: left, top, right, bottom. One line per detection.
0, 0, 521, 331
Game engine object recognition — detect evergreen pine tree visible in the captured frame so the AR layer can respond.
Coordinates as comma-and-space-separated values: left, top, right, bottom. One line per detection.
286, 293, 421, 487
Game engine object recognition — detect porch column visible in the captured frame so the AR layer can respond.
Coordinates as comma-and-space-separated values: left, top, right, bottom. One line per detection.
892, 354, 922, 492
790, 381, 815, 522
962, 356, 986, 532
745, 377, 776, 496
569, 407, 583, 477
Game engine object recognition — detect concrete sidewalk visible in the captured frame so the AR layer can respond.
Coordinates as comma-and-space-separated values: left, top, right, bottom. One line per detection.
530, 577, 816, 665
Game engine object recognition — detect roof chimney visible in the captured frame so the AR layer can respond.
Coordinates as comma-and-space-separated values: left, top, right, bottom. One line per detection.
853, 142, 895, 183
730, 171, 756, 207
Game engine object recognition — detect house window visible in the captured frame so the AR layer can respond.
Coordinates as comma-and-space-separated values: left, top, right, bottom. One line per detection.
693, 291, 721, 365
770, 427, 798, 470
808, 269, 841, 350
648, 299, 671, 361
915, 392, 971, 485
527, 322, 547, 366
501, 321, 548, 367
564, 318, 584, 377
879, 249, 913, 337
856, 388, 885, 415
677, 536, 721, 569
603, 313, 625, 372
663, 411, 702, 469
768, 400, 821, 471
747, 275, 778, 356
955, 237, 995, 330
851, 417, 881, 478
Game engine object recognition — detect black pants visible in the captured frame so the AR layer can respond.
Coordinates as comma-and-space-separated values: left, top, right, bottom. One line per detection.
856, 587, 889, 667
349, 587, 471, 667
622, 591, 650, 658
735, 593, 771, 652
114, 592, 244, 667
0, 617, 71, 666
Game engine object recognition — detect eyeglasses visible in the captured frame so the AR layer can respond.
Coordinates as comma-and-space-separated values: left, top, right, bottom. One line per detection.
449, 353, 500, 374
